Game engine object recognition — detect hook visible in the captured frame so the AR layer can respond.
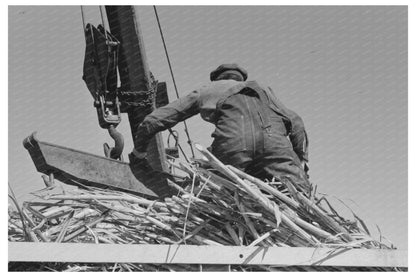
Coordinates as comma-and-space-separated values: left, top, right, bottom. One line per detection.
104, 125, 124, 160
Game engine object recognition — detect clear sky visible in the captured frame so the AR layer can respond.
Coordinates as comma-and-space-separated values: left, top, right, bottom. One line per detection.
9, 6, 407, 249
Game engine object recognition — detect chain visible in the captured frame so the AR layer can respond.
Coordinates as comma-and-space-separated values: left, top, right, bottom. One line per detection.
117, 90, 155, 97
121, 99, 154, 108
117, 81, 158, 108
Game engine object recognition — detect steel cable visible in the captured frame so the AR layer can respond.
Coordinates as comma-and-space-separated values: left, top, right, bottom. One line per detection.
153, 6, 196, 159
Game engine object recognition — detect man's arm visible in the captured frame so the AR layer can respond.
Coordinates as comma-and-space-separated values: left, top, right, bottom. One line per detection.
133, 90, 201, 154
283, 108, 310, 176
285, 109, 309, 163
266, 87, 309, 167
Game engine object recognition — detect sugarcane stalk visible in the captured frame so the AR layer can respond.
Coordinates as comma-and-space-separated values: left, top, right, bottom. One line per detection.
298, 192, 353, 242
168, 181, 206, 204
224, 222, 241, 245
62, 212, 108, 242
234, 194, 267, 246
176, 220, 212, 244
195, 171, 222, 191
23, 203, 47, 219
249, 229, 276, 246
194, 144, 281, 222
10, 142, 393, 258
42, 206, 74, 218
198, 167, 241, 191
22, 210, 50, 242
286, 213, 340, 242
144, 232, 177, 244
98, 236, 114, 244
177, 161, 196, 176
284, 180, 354, 242
228, 165, 300, 209
55, 210, 75, 243
48, 194, 166, 208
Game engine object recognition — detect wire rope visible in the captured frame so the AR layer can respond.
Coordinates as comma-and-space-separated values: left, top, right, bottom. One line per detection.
153, 6, 196, 159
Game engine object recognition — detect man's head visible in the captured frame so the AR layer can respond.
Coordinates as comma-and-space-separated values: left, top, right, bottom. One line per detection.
210, 63, 248, 82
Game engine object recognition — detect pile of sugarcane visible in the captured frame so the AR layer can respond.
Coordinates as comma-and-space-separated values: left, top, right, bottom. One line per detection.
8, 144, 397, 271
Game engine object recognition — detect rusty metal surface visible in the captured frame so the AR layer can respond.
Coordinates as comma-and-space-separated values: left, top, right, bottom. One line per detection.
23, 132, 158, 198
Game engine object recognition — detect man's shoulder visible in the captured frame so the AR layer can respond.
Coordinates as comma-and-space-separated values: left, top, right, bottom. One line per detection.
197, 80, 246, 94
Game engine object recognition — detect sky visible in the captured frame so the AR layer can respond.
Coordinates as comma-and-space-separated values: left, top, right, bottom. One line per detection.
8, 6, 407, 249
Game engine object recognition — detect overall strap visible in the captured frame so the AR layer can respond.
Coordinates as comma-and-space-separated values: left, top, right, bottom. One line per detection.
244, 81, 273, 129
245, 81, 292, 134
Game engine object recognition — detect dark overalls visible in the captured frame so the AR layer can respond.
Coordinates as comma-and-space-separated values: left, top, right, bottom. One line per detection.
211, 83, 309, 191
135, 79, 309, 192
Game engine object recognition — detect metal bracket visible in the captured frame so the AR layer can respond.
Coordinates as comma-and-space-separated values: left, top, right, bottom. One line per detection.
82, 23, 121, 129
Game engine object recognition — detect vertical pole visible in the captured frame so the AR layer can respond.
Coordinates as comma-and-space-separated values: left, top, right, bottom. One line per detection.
105, 6, 168, 188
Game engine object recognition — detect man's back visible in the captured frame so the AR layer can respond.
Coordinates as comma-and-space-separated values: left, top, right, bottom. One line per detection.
131, 64, 310, 191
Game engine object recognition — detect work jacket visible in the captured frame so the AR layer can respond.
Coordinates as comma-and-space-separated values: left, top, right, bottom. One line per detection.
134, 80, 308, 162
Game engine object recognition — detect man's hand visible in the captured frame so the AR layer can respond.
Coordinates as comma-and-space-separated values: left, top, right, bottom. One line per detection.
129, 150, 153, 172
132, 149, 147, 159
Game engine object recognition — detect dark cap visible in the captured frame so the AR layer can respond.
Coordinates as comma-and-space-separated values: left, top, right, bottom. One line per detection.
210, 63, 248, 81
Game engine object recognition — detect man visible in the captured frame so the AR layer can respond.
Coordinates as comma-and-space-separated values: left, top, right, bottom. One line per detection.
130, 64, 310, 192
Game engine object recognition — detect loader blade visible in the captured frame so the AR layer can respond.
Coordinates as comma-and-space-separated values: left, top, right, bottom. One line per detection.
23, 132, 160, 198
